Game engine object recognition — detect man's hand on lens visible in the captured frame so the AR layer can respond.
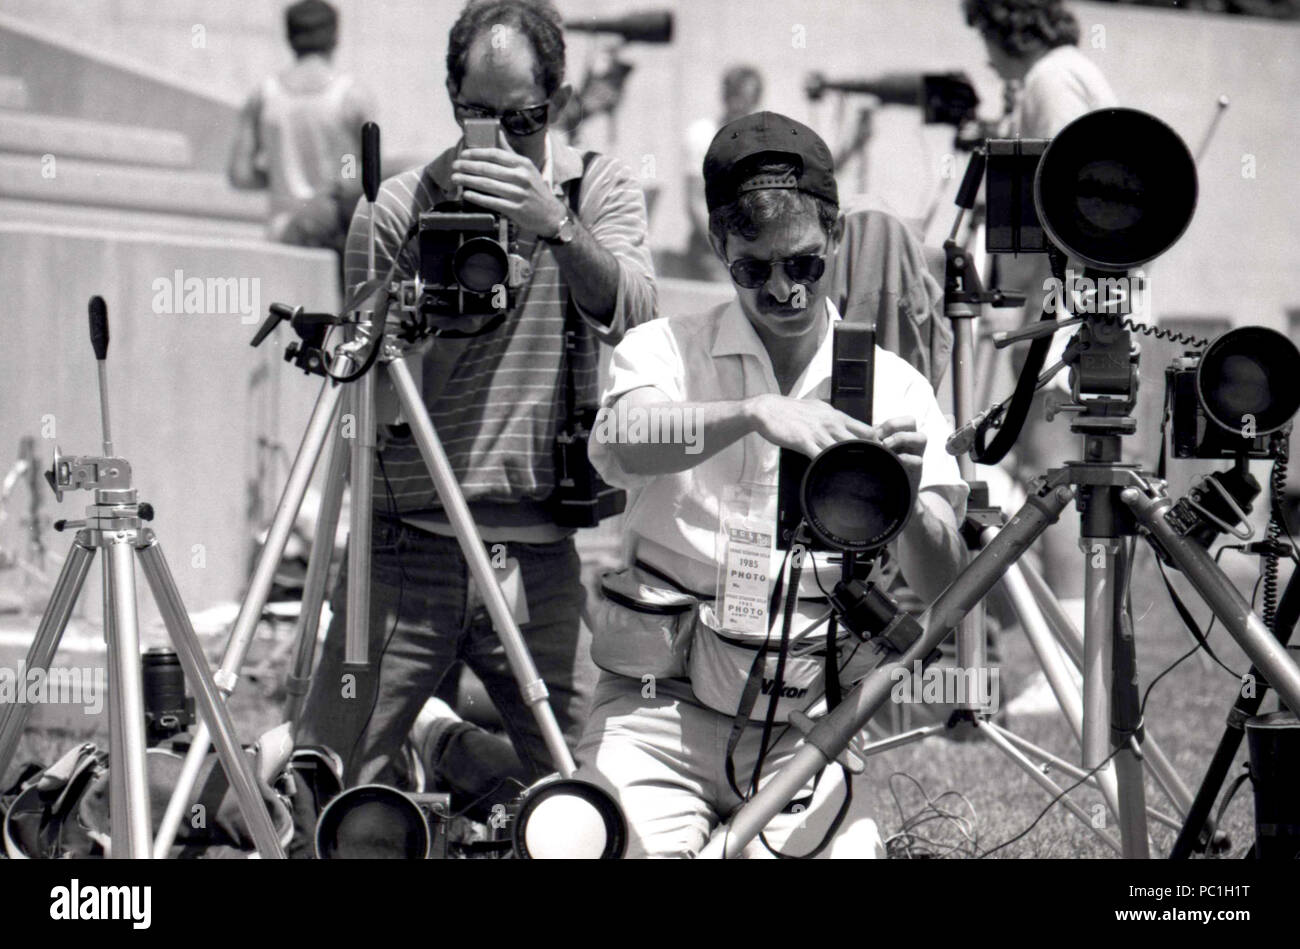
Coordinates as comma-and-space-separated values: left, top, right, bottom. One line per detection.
876, 416, 926, 500
450, 133, 567, 238
747, 393, 877, 457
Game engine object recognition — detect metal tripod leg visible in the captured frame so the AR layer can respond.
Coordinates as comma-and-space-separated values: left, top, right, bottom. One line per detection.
285, 418, 348, 727
103, 552, 125, 853
385, 356, 576, 777
153, 371, 344, 856
0, 536, 94, 779
1081, 539, 1126, 829
105, 533, 152, 857
1019, 556, 1197, 824
346, 372, 375, 667
137, 535, 286, 858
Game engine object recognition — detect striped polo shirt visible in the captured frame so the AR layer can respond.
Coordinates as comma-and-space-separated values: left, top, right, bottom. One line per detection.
341, 134, 656, 528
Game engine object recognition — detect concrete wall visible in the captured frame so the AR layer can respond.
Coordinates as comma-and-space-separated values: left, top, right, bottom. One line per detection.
0, 222, 335, 622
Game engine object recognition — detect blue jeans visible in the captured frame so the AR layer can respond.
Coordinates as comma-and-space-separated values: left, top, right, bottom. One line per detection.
297, 518, 593, 794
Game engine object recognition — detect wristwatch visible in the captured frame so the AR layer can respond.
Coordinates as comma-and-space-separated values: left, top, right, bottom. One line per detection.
544, 210, 576, 246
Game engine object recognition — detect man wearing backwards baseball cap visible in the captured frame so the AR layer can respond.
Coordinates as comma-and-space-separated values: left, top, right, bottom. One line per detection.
574, 112, 968, 857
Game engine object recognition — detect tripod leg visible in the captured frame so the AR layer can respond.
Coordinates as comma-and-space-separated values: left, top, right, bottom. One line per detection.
104, 534, 152, 858
1123, 486, 1300, 712
224, 376, 344, 699
996, 554, 1085, 743
701, 483, 1075, 858
346, 373, 375, 667
1109, 539, 1150, 858
155, 366, 349, 857
0, 535, 94, 781
136, 536, 286, 858
1024, 555, 1194, 822
285, 419, 348, 727
1081, 539, 1123, 824
385, 357, 576, 777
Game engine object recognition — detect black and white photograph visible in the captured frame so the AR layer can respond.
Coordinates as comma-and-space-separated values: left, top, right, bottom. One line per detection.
0, 0, 1296, 931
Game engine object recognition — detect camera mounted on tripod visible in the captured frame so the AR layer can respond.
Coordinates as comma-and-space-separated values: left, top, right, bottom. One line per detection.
391, 200, 531, 340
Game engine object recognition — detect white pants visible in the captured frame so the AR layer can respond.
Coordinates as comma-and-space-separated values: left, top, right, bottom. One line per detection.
575, 672, 886, 859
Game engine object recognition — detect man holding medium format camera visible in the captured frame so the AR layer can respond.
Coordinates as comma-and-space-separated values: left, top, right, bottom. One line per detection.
575, 113, 967, 858
298, 0, 656, 799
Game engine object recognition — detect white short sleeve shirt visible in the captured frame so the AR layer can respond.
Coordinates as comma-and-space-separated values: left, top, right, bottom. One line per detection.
590, 298, 969, 596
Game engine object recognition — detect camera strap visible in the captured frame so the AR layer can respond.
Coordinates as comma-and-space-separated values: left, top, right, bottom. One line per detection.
557, 152, 598, 435
972, 248, 1066, 465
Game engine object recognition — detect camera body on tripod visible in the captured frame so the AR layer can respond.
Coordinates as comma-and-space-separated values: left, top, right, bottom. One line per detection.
392, 203, 531, 336
1166, 353, 1286, 459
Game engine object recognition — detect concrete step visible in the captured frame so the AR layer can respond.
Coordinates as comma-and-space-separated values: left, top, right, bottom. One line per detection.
0, 196, 267, 242
0, 152, 268, 222
0, 108, 192, 168
0, 75, 27, 110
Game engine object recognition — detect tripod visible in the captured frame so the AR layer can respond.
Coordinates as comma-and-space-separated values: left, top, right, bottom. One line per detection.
0, 299, 286, 858
701, 301, 1300, 858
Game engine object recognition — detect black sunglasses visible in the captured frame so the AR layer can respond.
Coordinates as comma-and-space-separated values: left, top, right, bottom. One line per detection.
452, 100, 550, 137
728, 254, 827, 290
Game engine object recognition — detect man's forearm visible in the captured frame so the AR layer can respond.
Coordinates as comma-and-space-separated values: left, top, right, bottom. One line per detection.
606, 397, 756, 475
894, 492, 966, 604
550, 219, 620, 325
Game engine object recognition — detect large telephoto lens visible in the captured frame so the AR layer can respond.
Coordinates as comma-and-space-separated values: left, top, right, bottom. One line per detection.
800, 440, 915, 553
1034, 108, 1197, 271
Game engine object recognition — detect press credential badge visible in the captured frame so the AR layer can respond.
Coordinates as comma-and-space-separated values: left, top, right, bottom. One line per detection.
716, 484, 776, 635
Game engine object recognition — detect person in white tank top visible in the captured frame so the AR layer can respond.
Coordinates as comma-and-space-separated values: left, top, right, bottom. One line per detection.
227, 0, 374, 283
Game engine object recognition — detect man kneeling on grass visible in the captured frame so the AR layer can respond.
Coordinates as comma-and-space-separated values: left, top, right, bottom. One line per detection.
575, 112, 968, 858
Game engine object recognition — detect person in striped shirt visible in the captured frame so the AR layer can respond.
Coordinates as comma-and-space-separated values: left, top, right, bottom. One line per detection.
297, 0, 656, 808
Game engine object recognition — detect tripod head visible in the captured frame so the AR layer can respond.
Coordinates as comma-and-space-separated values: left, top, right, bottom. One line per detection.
45, 297, 153, 533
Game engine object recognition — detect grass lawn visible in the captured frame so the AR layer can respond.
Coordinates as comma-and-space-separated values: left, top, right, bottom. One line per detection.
4, 540, 1290, 859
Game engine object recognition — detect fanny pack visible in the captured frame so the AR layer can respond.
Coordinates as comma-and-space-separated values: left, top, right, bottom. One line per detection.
691, 613, 834, 725
589, 560, 707, 679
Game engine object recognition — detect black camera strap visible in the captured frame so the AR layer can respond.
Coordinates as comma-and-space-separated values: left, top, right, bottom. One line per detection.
972, 247, 1066, 465
557, 151, 598, 435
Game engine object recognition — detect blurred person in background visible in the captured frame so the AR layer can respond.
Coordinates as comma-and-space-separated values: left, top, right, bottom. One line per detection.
227, 0, 374, 292
680, 65, 764, 281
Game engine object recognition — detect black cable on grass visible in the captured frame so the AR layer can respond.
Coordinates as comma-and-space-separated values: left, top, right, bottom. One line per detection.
883, 772, 979, 859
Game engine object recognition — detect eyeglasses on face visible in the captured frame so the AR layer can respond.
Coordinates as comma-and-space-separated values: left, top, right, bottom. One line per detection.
727, 253, 827, 290
452, 100, 550, 137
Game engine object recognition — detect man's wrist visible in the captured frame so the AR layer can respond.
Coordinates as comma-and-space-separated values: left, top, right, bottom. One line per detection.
542, 197, 571, 242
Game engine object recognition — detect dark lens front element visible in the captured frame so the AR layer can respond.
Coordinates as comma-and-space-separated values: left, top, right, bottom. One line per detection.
801, 440, 914, 552
1198, 326, 1300, 436
454, 237, 509, 293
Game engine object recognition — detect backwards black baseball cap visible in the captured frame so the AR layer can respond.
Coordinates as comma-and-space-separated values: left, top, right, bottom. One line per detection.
703, 111, 838, 214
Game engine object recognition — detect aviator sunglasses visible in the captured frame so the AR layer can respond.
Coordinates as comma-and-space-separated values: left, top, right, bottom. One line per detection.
453, 100, 550, 137
727, 253, 827, 290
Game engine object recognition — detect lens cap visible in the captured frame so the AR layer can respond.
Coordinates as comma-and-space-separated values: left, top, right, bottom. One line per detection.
1035, 108, 1197, 271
